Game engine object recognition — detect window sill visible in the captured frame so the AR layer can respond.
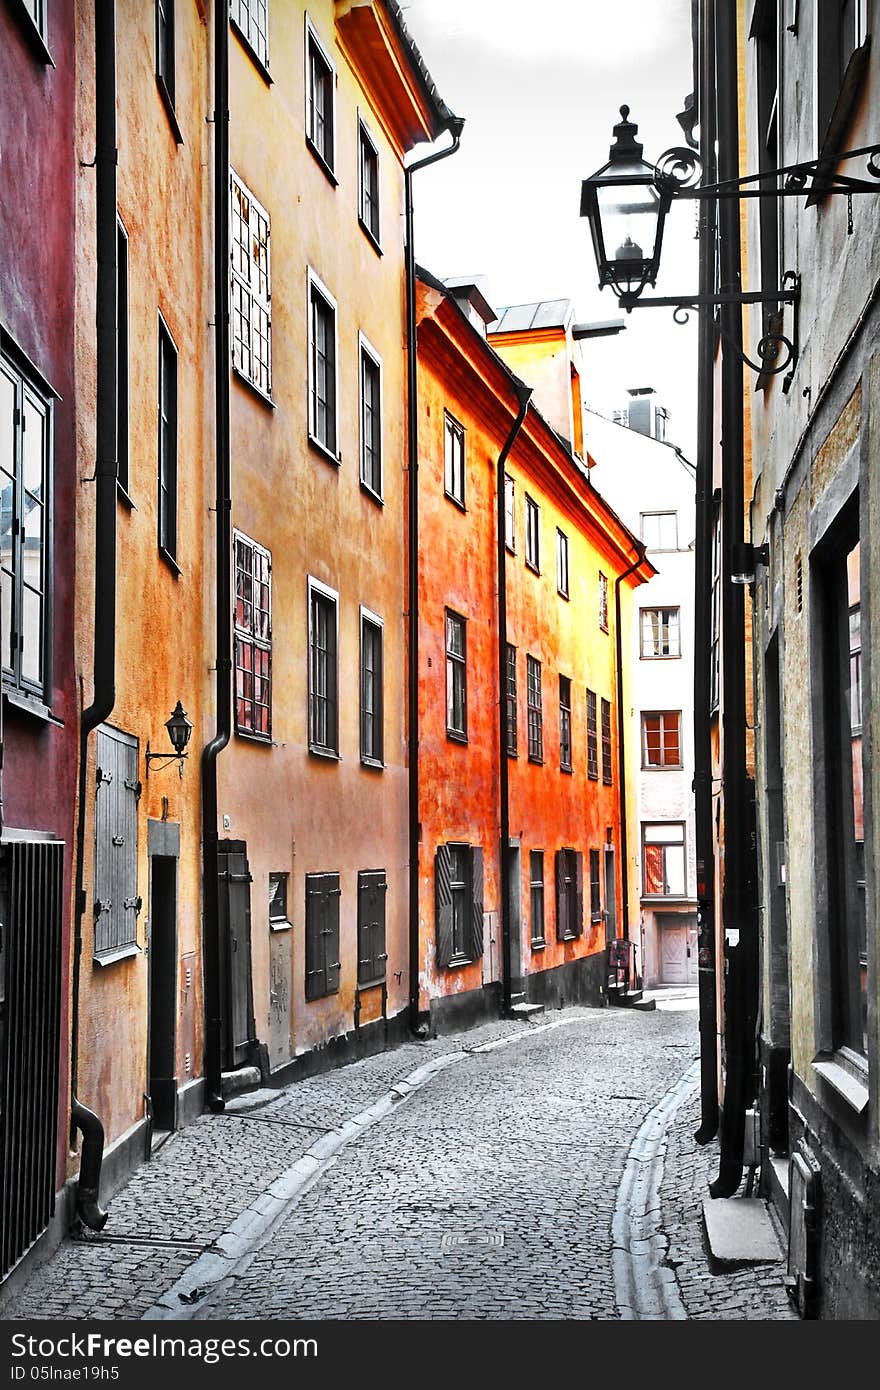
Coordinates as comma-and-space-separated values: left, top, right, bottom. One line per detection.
506, 748, 518, 759
229, 17, 273, 85
234, 726, 273, 745
2, 685, 63, 727
528, 754, 544, 766
309, 744, 340, 762
812, 1055, 869, 1115
640, 653, 682, 661
558, 589, 570, 601
360, 756, 384, 772
446, 729, 468, 746
599, 624, 610, 635
233, 366, 275, 410
505, 542, 516, 555
602, 778, 613, 788
308, 433, 341, 468
358, 975, 387, 991
525, 560, 540, 575
159, 546, 182, 578
358, 217, 383, 256
530, 938, 546, 952
360, 479, 384, 507
269, 918, 293, 933
306, 137, 338, 188
445, 954, 474, 970
12, 1, 54, 65
642, 764, 684, 772
117, 482, 137, 511
560, 763, 573, 775
93, 943, 141, 968
444, 490, 467, 513
156, 76, 184, 146
587, 771, 599, 782
558, 933, 577, 944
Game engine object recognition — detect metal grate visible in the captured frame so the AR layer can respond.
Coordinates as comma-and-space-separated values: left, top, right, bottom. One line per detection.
0, 840, 64, 1280
440, 1230, 504, 1251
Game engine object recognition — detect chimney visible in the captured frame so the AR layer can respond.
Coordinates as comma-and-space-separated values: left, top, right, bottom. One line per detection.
624, 387, 668, 442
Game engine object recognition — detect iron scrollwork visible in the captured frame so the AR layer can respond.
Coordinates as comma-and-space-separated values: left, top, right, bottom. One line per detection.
655, 146, 704, 194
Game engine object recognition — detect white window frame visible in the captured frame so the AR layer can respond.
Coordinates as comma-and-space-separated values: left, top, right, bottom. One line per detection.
525, 494, 540, 573
504, 474, 515, 552
641, 710, 683, 769
307, 574, 340, 758
358, 331, 383, 501
359, 604, 384, 768
641, 821, 687, 899
444, 411, 466, 507
556, 527, 569, 597
233, 528, 272, 741
307, 266, 340, 463
357, 112, 381, 249
230, 0, 270, 73
230, 170, 272, 399
640, 510, 678, 551
305, 12, 336, 178
599, 571, 609, 631
640, 605, 681, 659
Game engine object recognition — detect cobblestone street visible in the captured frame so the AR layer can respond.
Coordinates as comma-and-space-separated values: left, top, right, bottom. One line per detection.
3, 1000, 795, 1322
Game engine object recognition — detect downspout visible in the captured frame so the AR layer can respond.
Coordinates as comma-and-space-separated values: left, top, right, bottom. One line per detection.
710, 0, 759, 1198
200, 0, 231, 1113
496, 383, 533, 1015
70, 0, 117, 1231
614, 543, 647, 956
405, 117, 464, 1033
693, 0, 720, 1145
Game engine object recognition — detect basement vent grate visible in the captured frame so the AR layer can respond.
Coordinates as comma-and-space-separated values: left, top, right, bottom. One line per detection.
440, 1230, 505, 1251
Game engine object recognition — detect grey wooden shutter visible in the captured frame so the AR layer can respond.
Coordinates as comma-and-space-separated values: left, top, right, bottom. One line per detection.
94, 726, 140, 957
357, 870, 387, 986
325, 873, 341, 995
435, 844, 453, 969
222, 844, 255, 1063
555, 849, 566, 941
469, 846, 484, 961
305, 874, 327, 1001
574, 852, 584, 938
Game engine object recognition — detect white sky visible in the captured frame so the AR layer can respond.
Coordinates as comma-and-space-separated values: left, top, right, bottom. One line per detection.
400, 0, 699, 458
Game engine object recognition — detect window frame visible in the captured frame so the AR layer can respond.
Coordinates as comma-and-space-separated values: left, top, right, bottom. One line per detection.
155, 0, 183, 143
307, 267, 340, 464
601, 697, 613, 786
308, 576, 339, 759
640, 605, 682, 660
157, 313, 179, 570
559, 674, 573, 773
357, 114, 382, 251
230, 0, 271, 78
598, 571, 609, 632
304, 871, 341, 1001
359, 605, 384, 769
443, 411, 466, 509
268, 871, 291, 932
525, 494, 540, 573
16, 0, 51, 60
445, 607, 467, 743
641, 710, 683, 770
0, 340, 55, 708
305, 13, 337, 183
556, 527, 569, 598
640, 510, 679, 551
233, 529, 272, 742
530, 850, 545, 949
504, 474, 515, 553
231, 171, 272, 403
358, 332, 383, 502
814, 0, 870, 166
506, 643, 518, 757
589, 848, 602, 923
116, 218, 131, 503
357, 869, 387, 988
526, 654, 543, 764
641, 821, 688, 899
435, 842, 484, 970
586, 688, 599, 781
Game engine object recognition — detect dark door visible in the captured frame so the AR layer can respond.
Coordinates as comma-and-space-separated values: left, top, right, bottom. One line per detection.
148, 855, 177, 1132
218, 841, 256, 1068
604, 848, 617, 945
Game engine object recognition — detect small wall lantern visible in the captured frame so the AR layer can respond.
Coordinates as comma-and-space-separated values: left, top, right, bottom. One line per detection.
146, 700, 193, 778
580, 106, 670, 302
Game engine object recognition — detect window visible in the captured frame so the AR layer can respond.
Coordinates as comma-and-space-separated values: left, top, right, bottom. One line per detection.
360, 608, 384, 766
601, 697, 613, 785
231, 173, 272, 399
306, 16, 335, 177
305, 872, 340, 1001
117, 220, 130, 498
308, 578, 338, 756
435, 843, 484, 967
642, 711, 682, 769
444, 412, 465, 507
156, 0, 176, 111
234, 531, 272, 739
641, 606, 681, 659
269, 873, 290, 930
157, 316, 178, 565
589, 849, 602, 922
555, 848, 582, 941
527, 655, 543, 762
642, 822, 686, 898
504, 474, 515, 551
21, 1, 47, 43
359, 335, 382, 499
530, 851, 545, 948
445, 609, 467, 741
307, 270, 338, 459
598, 571, 609, 631
525, 495, 540, 572
816, 0, 869, 157
640, 511, 678, 550
819, 520, 866, 1057
230, 0, 269, 72
358, 119, 380, 247
556, 528, 569, 597
559, 675, 572, 772
506, 643, 518, 756
1, 345, 52, 702
93, 726, 140, 960
710, 511, 721, 706
357, 870, 387, 986
586, 689, 598, 781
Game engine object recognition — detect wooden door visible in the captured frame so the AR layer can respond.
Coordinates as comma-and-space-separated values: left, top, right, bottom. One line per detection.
661, 924, 688, 984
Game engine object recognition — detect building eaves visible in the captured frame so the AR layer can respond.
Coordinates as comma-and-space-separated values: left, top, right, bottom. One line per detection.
489, 299, 574, 335
380, 0, 459, 131
583, 406, 697, 479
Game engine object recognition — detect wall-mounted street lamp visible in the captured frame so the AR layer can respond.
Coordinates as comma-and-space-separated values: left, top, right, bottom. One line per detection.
730, 541, 770, 587
581, 106, 880, 380
145, 701, 193, 778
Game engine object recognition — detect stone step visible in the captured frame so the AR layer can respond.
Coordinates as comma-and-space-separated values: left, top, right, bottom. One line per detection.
702, 1197, 785, 1270
220, 1065, 261, 1101
765, 1154, 791, 1229
509, 1001, 545, 1018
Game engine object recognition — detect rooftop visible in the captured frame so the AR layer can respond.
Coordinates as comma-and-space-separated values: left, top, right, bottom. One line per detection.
489, 299, 574, 335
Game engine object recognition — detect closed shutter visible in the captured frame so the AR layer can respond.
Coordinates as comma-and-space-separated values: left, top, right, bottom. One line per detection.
357, 870, 387, 986
305, 872, 340, 1001
574, 851, 584, 938
325, 875, 341, 996
555, 849, 566, 941
94, 726, 140, 958
435, 844, 453, 968
469, 846, 484, 960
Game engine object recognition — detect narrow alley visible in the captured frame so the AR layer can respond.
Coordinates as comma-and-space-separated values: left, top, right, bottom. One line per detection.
3, 1000, 792, 1323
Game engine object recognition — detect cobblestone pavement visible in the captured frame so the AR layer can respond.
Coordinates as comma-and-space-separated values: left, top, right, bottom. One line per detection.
2, 1002, 795, 1321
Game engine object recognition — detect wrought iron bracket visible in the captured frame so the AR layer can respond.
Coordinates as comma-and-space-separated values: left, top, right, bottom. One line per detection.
145, 742, 188, 779
654, 143, 880, 199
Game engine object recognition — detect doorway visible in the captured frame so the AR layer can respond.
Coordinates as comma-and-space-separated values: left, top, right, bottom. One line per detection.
148, 854, 178, 1134
603, 848, 617, 944
661, 923, 689, 984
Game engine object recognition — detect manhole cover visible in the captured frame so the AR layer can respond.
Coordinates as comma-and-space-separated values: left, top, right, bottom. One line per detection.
440, 1231, 505, 1251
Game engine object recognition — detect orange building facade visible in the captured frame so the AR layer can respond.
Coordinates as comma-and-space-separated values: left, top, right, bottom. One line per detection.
415, 272, 652, 1029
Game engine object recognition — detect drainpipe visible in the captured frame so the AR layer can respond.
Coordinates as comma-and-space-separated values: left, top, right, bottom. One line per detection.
709, 0, 759, 1198
200, 0, 231, 1114
693, 0, 719, 1145
404, 117, 464, 1034
614, 543, 647, 958
70, 0, 118, 1231
496, 383, 533, 1015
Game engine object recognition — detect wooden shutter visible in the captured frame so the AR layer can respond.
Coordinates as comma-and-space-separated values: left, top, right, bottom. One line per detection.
574, 852, 584, 938
94, 725, 140, 958
357, 870, 387, 986
555, 849, 566, 941
218, 842, 256, 1066
469, 846, 484, 961
435, 844, 453, 969
305, 874, 327, 1000
325, 874, 341, 995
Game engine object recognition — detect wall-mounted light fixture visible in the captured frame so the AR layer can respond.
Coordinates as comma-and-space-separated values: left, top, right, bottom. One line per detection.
145, 701, 193, 778
730, 542, 770, 586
